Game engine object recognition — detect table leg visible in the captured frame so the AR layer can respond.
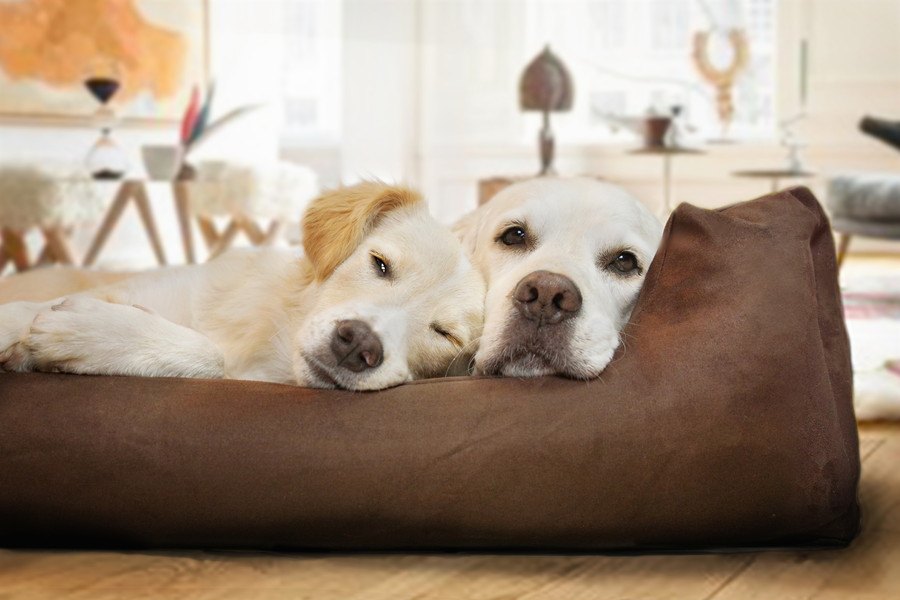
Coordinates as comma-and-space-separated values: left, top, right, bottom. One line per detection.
133, 182, 168, 266
84, 181, 134, 267
663, 154, 673, 214
172, 182, 196, 264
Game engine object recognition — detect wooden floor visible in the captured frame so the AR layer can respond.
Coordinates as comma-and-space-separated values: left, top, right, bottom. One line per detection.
0, 424, 896, 600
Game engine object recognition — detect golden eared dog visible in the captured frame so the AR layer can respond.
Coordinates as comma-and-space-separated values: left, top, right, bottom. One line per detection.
0, 182, 486, 391
455, 177, 662, 380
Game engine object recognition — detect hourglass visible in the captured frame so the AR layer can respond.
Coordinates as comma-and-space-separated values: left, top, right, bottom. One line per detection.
84, 63, 129, 179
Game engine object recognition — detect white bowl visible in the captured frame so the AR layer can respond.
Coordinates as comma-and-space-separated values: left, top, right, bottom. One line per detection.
141, 145, 183, 181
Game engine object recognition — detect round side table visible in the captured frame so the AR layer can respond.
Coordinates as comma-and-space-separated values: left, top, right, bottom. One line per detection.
732, 169, 816, 193
628, 146, 706, 215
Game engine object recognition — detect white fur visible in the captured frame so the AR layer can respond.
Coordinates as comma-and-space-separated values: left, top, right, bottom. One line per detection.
0, 201, 485, 391
27, 297, 223, 378
455, 177, 662, 379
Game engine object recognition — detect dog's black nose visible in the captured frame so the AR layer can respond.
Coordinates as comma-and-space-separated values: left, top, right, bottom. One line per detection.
331, 320, 383, 372
513, 270, 582, 325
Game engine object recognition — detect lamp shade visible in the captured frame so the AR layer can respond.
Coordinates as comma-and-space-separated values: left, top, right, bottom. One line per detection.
519, 46, 574, 112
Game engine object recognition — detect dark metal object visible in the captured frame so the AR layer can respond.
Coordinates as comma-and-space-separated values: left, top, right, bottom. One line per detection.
519, 46, 574, 175
860, 116, 900, 152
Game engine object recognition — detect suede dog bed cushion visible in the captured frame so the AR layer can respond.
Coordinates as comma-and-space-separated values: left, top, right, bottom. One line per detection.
0, 187, 860, 552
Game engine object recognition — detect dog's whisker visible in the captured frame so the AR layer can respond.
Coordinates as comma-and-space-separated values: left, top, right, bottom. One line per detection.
443, 335, 483, 378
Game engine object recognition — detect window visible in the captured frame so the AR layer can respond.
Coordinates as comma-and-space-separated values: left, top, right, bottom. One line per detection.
524, 0, 777, 142
280, 0, 342, 146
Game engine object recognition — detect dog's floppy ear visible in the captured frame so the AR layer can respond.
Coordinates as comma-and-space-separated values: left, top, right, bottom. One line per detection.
302, 181, 423, 281
451, 203, 490, 258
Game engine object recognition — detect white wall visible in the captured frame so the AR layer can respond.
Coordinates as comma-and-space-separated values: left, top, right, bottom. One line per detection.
339, 0, 420, 184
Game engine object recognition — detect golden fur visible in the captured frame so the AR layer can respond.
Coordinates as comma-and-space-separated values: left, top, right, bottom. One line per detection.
302, 182, 423, 282
0, 182, 486, 390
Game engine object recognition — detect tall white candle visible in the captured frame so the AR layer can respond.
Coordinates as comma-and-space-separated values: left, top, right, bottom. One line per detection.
800, 38, 809, 108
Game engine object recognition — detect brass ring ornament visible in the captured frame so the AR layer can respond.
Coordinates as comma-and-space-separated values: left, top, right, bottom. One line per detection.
692, 29, 749, 138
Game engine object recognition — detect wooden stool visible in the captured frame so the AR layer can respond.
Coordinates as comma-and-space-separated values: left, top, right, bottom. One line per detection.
0, 166, 105, 272
188, 161, 319, 260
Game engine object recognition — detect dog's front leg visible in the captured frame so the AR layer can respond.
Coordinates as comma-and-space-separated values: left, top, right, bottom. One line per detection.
0, 301, 48, 372
25, 297, 224, 379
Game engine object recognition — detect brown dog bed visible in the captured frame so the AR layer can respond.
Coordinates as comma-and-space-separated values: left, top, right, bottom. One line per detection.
0, 187, 860, 552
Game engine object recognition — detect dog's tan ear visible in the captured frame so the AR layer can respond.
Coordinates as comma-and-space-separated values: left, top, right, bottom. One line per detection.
302, 181, 423, 281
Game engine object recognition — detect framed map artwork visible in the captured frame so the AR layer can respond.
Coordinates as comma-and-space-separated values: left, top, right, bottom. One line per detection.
0, 0, 208, 123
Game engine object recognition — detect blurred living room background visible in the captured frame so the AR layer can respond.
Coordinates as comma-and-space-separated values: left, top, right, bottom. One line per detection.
0, 0, 898, 416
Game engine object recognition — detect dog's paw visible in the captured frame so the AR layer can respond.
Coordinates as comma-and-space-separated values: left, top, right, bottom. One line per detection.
0, 301, 42, 372
26, 297, 123, 374
26, 296, 224, 379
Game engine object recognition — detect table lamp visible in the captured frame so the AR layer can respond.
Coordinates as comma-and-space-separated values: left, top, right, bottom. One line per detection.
519, 46, 573, 175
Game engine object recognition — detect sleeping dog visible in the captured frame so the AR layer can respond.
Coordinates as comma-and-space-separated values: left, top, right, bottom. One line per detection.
0, 182, 485, 391
455, 177, 662, 379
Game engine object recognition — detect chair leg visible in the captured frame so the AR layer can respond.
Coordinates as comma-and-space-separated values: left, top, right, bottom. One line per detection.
239, 216, 266, 245
208, 220, 241, 259
35, 244, 55, 266
197, 216, 220, 252
836, 233, 852, 269
1, 228, 31, 271
262, 220, 283, 246
42, 227, 77, 265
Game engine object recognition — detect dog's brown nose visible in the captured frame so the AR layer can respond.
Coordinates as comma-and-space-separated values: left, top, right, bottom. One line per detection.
513, 270, 582, 325
331, 320, 383, 372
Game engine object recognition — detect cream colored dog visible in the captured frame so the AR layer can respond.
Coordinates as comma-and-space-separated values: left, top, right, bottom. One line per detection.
0, 182, 485, 391
455, 177, 662, 379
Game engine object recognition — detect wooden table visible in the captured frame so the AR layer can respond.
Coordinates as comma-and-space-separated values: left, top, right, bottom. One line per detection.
84, 179, 196, 267
478, 175, 608, 206
732, 168, 817, 193
628, 146, 706, 215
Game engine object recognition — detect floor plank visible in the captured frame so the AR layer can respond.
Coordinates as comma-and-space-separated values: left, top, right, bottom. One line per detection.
709, 426, 899, 600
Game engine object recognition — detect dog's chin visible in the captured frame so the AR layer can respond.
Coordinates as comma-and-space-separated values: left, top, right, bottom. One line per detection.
475, 340, 616, 381
295, 351, 410, 392
294, 352, 340, 389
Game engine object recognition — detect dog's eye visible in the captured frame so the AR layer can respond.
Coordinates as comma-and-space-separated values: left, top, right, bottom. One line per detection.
371, 253, 390, 277
608, 251, 640, 275
498, 225, 527, 247
431, 324, 461, 347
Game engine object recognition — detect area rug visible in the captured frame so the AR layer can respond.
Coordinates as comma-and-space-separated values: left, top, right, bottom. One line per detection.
842, 270, 900, 421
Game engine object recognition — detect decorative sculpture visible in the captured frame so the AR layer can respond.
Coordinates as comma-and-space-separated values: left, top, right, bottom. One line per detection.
692, 29, 749, 140
519, 46, 574, 175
